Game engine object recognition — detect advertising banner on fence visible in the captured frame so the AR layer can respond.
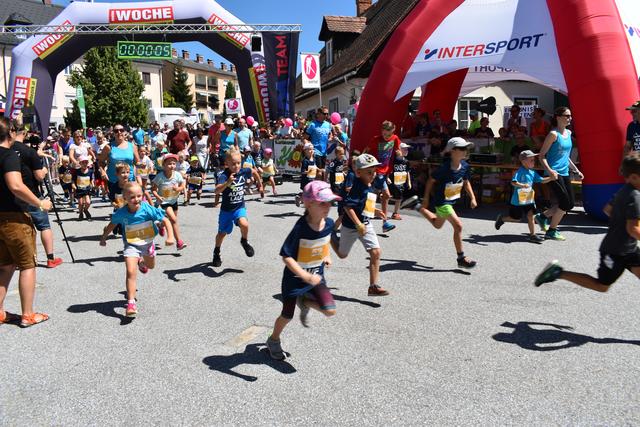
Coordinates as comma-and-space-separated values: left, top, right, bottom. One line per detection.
273, 138, 304, 175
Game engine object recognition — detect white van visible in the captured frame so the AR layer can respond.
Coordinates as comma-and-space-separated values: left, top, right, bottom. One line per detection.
148, 108, 199, 128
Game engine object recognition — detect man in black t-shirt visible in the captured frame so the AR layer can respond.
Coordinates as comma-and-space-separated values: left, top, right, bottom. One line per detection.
624, 101, 640, 156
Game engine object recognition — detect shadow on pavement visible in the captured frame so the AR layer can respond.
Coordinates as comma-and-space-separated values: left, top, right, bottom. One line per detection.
464, 233, 532, 246
75, 255, 123, 265
202, 343, 296, 382
263, 199, 298, 206
272, 292, 381, 309
67, 298, 134, 326
264, 212, 302, 220
492, 321, 640, 351
65, 234, 104, 243
378, 258, 472, 276
163, 263, 244, 282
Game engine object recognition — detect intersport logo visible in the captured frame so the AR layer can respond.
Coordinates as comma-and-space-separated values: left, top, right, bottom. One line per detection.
109, 7, 174, 24
424, 33, 545, 61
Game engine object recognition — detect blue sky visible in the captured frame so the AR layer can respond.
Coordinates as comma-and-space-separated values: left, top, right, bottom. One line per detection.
52, 0, 357, 70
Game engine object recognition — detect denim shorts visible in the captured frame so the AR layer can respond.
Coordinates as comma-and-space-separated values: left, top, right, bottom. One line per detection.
373, 173, 388, 192
27, 203, 51, 231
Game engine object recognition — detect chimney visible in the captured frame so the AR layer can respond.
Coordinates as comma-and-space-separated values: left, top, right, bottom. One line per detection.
356, 0, 372, 16
229, 64, 235, 73
196, 54, 203, 64
181, 50, 190, 60
171, 48, 177, 58
221, 62, 227, 71
207, 59, 213, 66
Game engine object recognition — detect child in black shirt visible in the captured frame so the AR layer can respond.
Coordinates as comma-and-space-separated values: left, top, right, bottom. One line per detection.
389, 143, 413, 220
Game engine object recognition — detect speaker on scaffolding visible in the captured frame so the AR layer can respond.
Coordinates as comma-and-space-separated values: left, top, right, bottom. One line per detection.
251, 35, 262, 53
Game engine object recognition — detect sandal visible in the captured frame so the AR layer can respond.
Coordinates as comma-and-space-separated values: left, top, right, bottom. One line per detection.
20, 312, 49, 328
0, 310, 20, 325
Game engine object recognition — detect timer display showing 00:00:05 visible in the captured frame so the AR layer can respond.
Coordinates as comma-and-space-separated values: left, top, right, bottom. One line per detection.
118, 43, 171, 59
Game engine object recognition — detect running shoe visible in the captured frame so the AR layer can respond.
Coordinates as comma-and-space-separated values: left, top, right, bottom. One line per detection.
212, 252, 222, 267
46, 257, 63, 268
138, 260, 149, 274
382, 221, 396, 233
266, 336, 285, 360
400, 195, 420, 210
368, 284, 389, 296
84, 209, 92, 220
535, 260, 563, 287
297, 297, 310, 328
177, 240, 187, 250
494, 214, 504, 230
545, 229, 566, 241
391, 213, 402, 220
126, 301, 138, 318
528, 234, 545, 243
241, 240, 255, 257
535, 213, 549, 232
457, 256, 477, 269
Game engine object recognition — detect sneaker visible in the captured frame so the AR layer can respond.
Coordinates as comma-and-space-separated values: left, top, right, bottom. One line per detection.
101, 195, 107, 202
535, 213, 549, 232
241, 240, 255, 257
400, 195, 419, 210
368, 284, 389, 296
545, 229, 566, 241
391, 213, 402, 220
125, 302, 138, 318
457, 256, 477, 269
177, 240, 187, 250
494, 214, 504, 230
212, 251, 222, 267
266, 336, 286, 360
535, 260, 563, 287
46, 257, 63, 268
382, 221, 396, 233
78, 210, 84, 220
297, 297, 310, 328
84, 209, 92, 220
138, 260, 149, 274
295, 194, 301, 208
528, 234, 545, 243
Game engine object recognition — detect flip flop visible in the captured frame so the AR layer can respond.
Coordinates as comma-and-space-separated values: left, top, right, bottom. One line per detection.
20, 312, 49, 328
0, 310, 21, 325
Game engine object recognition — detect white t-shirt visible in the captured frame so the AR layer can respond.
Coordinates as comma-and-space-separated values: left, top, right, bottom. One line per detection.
195, 136, 209, 155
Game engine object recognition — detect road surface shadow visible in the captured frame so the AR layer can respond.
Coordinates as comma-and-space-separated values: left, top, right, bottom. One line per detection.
263, 199, 298, 206
464, 233, 534, 246
377, 258, 472, 275
272, 291, 381, 309
202, 343, 296, 382
67, 297, 134, 326
163, 262, 244, 282
65, 234, 104, 243
492, 321, 640, 351
264, 211, 302, 220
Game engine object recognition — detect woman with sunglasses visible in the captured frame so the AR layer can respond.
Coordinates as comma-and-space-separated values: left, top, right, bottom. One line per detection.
99, 125, 140, 198
537, 107, 584, 241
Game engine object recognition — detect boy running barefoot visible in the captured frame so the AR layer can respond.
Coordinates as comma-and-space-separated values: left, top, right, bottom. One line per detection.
100, 182, 174, 318
331, 154, 389, 296
266, 181, 339, 360
535, 154, 640, 291
418, 137, 478, 268
212, 148, 264, 267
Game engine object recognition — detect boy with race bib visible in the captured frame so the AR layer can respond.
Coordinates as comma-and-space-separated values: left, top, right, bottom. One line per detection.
152, 154, 187, 250
186, 156, 206, 204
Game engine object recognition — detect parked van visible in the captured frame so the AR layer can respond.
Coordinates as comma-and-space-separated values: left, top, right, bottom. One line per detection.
147, 108, 199, 128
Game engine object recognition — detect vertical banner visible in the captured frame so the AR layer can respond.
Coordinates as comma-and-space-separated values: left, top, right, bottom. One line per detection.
263, 32, 300, 119
300, 53, 320, 89
76, 85, 87, 129
9, 76, 37, 119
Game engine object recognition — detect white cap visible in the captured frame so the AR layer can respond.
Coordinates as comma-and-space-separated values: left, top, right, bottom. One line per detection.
443, 137, 473, 153
355, 153, 381, 170
224, 118, 234, 125
400, 142, 411, 149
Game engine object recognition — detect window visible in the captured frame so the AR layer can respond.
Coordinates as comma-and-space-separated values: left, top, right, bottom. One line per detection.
141, 72, 151, 85
329, 97, 339, 114
350, 88, 357, 105
207, 76, 218, 91
325, 39, 334, 68
457, 97, 482, 130
514, 97, 538, 107
64, 94, 76, 111
195, 74, 206, 89
64, 65, 73, 75
195, 92, 208, 108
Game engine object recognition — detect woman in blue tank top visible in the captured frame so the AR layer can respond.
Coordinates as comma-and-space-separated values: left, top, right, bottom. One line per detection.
98, 125, 140, 194
219, 118, 238, 159
538, 107, 584, 241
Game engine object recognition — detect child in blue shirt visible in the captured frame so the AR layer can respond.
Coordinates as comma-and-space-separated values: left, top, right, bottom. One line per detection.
495, 150, 555, 242
389, 143, 413, 220
334, 149, 359, 230
418, 137, 478, 269
100, 182, 175, 318
212, 148, 264, 267
152, 154, 187, 250
295, 143, 319, 207
266, 181, 340, 360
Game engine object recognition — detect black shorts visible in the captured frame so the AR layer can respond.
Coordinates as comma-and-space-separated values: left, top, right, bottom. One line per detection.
281, 282, 335, 319
597, 250, 640, 286
161, 202, 178, 212
188, 184, 202, 192
389, 184, 404, 200
548, 175, 574, 212
508, 204, 536, 220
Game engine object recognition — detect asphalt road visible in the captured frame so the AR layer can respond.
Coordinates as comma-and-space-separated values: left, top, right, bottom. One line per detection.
1, 181, 639, 426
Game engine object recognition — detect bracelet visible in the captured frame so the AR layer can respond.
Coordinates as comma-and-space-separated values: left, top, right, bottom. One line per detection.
38, 202, 44, 212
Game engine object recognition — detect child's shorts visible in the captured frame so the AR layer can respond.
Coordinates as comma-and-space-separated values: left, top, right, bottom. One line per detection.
597, 250, 640, 286
75, 189, 91, 198
389, 184, 404, 200
373, 173, 388, 192
123, 242, 156, 258
435, 204, 456, 218
161, 202, 179, 212
339, 222, 380, 255
509, 204, 536, 220
188, 184, 202, 192
61, 183, 72, 192
281, 281, 335, 319
218, 207, 247, 234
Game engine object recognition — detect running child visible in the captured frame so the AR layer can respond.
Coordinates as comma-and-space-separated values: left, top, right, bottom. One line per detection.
100, 182, 175, 318
417, 137, 478, 268
176, 153, 190, 205
327, 145, 347, 195
58, 155, 74, 205
331, 153, 389, 296
242, 146, 257, 195
151, 153, 187, 250
535, 154, 640, 291
334, 149, 359, 230
136, 146, 155, 204
494, 150, 556, 242
73, 155, 94, 220
266, 181, 340, 360
212, 148, 264, 267
389, 142, 413, 220
295, 143, 319, 207
371, 120, 401, 233
261, 148, 278, 196
186, 155, 206, 204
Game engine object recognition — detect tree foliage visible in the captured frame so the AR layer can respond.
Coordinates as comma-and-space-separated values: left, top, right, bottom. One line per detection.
163, 91, 176, 108
67, 46, 147, 128
168, 65, 193, 112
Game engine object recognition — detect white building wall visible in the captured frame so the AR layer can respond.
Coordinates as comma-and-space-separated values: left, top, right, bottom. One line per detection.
296, 77, 367, 119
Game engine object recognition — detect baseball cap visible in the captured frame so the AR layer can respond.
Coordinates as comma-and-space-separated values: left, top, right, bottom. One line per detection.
355, 153, 381, 170
443, 137, 473, 153
78, 155, 90, 162
163, 153, 179, 162
224, 118, 234, 125
190, 156, 199, 162
302, 181, 342, 203
303, 142, 314, 150
400, 142, 411, 149
626, 101, 640, 110
519, 150, 539, 161
264, 148, 273, 155
251, 121, 259, 127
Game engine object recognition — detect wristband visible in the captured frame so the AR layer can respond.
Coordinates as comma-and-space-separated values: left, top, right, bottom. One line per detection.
38, 202, 44, 212
356, 223, 366, 233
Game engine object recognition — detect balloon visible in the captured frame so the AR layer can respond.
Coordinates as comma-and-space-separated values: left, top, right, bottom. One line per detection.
246, 116, 255, 126
285, 118, 293, 127
330, 112, 341, 125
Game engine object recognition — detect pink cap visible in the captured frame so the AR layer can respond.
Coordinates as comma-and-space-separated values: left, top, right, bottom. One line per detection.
302, 181, 342, 203
163, 153, 179, 162
78, 155, 90, 162
264, 148, 273, 155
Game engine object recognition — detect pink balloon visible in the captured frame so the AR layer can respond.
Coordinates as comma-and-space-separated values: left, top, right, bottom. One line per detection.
246, 116, 255, 126
330, 112, 341, 125
285, 118, 293, 127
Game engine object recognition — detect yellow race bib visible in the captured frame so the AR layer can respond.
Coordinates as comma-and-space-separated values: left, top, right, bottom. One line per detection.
394, 171, 407, 186
307, 166, 317, 179
76, 176, 91, 188
518, 187, 535, 205
363, 192, 377, 218
444, 182, 463, 202
161, 184, 178, 199
297, 235, 330, 270
125, 221, 156, 246
62, 173, 73, 184
243, 162, 253, 169
188, 176, 203, 186
137, 167, 149, 177
335, 173, 345, 185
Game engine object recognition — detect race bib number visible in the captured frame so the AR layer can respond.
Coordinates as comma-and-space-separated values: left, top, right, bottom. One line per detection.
297, 235, 330, 270
137, 167, 148, 177
188, 176, 203, 186
518, 187, 535, 205
394, 171, 407, 186
76, 176, 90, 188
334, 173, 345, 185
161, 183, 178, 200
444, 182, 463, 202
62, 173, 72, 184
243, 162, 253, 169
307, 166, 317, 179
114, 193, 126, 208
363, 192, 377, 218
125, 221, 155, 246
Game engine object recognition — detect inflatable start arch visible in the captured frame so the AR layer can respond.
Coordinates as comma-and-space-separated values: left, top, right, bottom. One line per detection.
351, 0, 640, 218
5, 0, 299, 130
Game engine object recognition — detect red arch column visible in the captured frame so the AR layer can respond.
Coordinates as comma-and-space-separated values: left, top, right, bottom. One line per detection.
421, 69, 468, 123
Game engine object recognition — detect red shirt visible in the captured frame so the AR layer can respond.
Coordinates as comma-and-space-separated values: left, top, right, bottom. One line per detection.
372, 134, 401, 176
167, 129, 191, 154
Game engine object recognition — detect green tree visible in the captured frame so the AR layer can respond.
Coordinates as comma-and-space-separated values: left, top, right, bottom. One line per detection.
63, 100, 82, 130
67, 46, 147, 127
168, 65, 193, 112
163, 91, 176, 108
222, 81, 237, 116
208, 94, 220, 111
